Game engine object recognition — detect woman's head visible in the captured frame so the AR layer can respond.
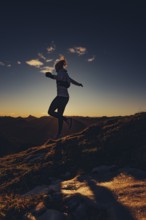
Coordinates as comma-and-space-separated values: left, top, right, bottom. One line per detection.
55, 59, 67, 72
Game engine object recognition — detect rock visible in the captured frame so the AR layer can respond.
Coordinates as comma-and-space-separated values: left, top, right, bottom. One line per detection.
23, 185, 49, 196
92, 165, 115, 174
24, 212, 37, 220
38, 209, 65, 220
74, 203, 88, 220
66, 194, 109, 220
62, 172, 71, 179
120, 167, 146, 180
66, 194, 81, 211
34, 202, 47, 215
48, 182, 61, 193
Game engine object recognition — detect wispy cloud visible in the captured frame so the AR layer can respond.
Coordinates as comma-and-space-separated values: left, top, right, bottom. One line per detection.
26, 59, 44, 68
0, 61, 5, 66
87, 56, 95, 62
38, 52, 54, 63
68, 48, 76, 53
47, 45, 55, 53
46, 59, 53, 62
68, 46, 87, 55
0, 61, 12, 67
40, 66, 54, 73
40, 112, 47, 116
38, 53, 46, 61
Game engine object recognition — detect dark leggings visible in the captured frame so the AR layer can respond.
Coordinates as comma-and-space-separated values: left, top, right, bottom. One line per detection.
48, 96, 69, 136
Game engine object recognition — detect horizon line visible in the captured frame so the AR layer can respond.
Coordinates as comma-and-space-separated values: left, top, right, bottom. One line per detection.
0, 111, 145, 119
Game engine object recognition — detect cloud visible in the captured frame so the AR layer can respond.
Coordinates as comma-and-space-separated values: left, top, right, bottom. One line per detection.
38, 52, 54, 63
40, 66, 54, 73
38, 53, 46, 61
0, 61, 12, 67
87, 56, 95, 62
40, 112, 47, 116
68, 48, 76, 53
76, 47, 87, 55
47, 45, 55, 53
0, 61, 5, 66
46, 59, 53, 62
68, 46, 87, 55
26, 59, 44, 68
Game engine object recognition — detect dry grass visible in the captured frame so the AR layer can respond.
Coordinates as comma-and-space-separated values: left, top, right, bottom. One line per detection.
99, 173, 146, 220
0, 193, 44, 219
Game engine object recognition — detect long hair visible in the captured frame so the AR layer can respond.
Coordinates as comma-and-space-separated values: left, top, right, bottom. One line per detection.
55, 57, 67, 72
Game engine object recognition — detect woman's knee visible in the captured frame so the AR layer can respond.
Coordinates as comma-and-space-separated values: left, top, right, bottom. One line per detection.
48, 107, 53, 116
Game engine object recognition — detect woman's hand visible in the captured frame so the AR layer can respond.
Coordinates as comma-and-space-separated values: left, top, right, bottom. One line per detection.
45, 72, 55, 79
45, 72, 52, 77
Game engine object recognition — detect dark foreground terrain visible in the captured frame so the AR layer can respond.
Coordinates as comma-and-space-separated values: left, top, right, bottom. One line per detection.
0, 115, 100, 157
0, 112, 146, 219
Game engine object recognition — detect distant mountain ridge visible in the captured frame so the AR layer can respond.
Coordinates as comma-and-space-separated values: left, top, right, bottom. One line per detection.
0, 116, 101, 157
0, 113, 146, 158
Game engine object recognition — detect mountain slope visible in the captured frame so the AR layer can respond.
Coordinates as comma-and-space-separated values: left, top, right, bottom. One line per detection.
0, 116, 98, 157
0, 112, 146, 219
0, 112, 146, 193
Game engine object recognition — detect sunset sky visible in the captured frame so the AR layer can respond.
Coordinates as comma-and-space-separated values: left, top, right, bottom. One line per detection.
0, 0, 146, 117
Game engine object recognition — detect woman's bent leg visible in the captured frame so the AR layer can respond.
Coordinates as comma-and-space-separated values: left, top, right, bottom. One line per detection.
48, 96, 69, 138
48, 96, 60, 118
56, 97, 69, 137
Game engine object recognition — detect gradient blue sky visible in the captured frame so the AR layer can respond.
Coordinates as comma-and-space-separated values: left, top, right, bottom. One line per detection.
0, 0, 146, 117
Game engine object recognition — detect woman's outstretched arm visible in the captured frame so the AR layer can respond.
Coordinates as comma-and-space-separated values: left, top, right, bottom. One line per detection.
45, 72, 57, 79
69, 77, 83, 87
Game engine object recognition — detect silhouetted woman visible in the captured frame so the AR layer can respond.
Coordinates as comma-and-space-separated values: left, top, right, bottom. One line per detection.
46, 59, 83, 139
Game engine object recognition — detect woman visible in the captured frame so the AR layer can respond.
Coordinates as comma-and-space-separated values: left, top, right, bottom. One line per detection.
46, 59, 83, 139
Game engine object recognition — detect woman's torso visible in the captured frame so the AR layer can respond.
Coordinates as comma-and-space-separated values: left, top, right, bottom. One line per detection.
56, 69, 70, 97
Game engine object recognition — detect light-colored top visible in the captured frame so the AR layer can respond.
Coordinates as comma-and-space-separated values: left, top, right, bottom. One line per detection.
47, 68, 82, 97
56, 69, 70, 97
